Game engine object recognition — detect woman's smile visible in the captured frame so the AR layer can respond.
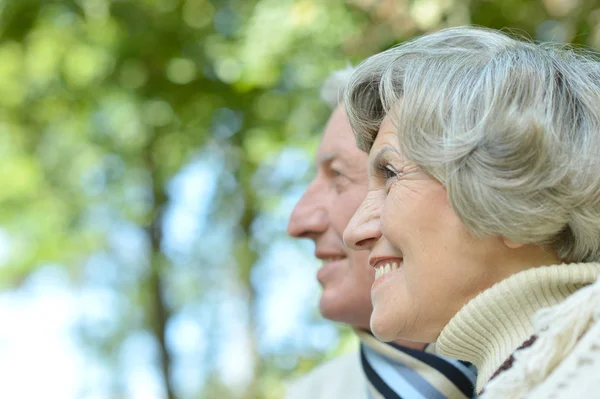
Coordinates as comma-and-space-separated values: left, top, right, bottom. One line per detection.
372, 260, 403, 289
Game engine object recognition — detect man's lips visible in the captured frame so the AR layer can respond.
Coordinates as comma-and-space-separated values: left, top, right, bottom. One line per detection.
315, 250, 347, 263
316, 254, 346, 286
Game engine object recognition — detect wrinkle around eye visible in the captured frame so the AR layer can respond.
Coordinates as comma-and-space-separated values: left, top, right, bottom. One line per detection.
366, 184, 388, 199
385, 176, 400, 193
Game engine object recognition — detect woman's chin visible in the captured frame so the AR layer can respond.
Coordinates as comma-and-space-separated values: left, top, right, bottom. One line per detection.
370, 312, 402, 342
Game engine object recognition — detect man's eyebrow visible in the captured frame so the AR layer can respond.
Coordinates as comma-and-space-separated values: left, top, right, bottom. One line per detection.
320, 153, 357, 171
316, 152, 337, 165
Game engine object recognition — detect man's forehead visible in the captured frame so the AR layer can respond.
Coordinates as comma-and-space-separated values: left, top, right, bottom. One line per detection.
316, 105, 369, 168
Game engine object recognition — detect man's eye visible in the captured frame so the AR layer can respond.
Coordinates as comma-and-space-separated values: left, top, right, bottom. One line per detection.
331, 169, 351, 192
332, 168, 343, 178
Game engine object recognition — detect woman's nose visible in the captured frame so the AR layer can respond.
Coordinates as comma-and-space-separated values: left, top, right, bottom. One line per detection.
343, 196, 382, 251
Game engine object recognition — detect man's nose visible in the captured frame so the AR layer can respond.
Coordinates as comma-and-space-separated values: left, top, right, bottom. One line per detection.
287, 183, 328, 239
343, 196, 382, 250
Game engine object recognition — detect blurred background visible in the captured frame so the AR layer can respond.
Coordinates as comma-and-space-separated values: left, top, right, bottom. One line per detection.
0, 0, 599, 398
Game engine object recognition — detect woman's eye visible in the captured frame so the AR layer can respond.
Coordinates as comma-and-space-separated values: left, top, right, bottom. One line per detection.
379, 164, 399, 180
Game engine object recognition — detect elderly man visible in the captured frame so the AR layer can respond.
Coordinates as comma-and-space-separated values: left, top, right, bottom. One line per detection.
286, 68, 477, 399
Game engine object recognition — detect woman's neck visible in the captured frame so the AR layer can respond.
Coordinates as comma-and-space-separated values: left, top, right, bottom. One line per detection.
435, 262, 600, 392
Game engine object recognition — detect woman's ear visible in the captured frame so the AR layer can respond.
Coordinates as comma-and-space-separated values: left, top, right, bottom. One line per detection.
502, 237, 525, 249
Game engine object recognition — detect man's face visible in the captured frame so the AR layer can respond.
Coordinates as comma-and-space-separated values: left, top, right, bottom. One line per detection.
287, 105, 374, 329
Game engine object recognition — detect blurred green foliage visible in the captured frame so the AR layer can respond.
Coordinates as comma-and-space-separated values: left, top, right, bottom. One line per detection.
1, 0, 599, 398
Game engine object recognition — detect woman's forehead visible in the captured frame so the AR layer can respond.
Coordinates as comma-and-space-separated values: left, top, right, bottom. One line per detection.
371, 118, 399, 150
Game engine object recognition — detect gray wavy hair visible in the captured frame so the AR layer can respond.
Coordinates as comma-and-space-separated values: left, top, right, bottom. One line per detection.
344, 26, 600, 263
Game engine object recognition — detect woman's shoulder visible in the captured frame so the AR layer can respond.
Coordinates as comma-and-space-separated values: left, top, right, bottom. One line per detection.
482, 276, 600, 398
528, 316, 600, 398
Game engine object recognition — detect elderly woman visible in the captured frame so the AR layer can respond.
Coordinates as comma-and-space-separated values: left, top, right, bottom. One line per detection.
342, 27, 600, 398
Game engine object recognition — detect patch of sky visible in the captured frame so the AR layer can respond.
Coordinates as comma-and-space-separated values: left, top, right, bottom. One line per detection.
250, 213, 283, 249
123, 171, 154, 218
173, 362, 206, 399
78, 285, 128, 340
124, 364, 167, 399
252, 147, 312, 194
80, 203, 119, 233
163, 266, 211, 309
213, 7, 241, 37
119, 330, 167, 399
119, 330, 160, 375
108, 221, 150, 273
79, 161, 107, 197
211, 108, 243, 139
167, 309, 208, 397
308, 323, 339, 352
252, 239, 335, 355
79, 358, 113, 398
181, 226, 236, 291
250, 147, 313, 249
245, 143, 342, 357
83, 251, 121, 286
167, 308, 208, 358
215, 168, 237, 195
251, 185, 307, 248
103, 153, 126, 181
163, 153, 220, 263
0, 265, 85, 399
215, 292, 254, 393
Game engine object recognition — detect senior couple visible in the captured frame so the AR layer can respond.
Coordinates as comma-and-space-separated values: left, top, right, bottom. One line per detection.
286, 27, 600, 399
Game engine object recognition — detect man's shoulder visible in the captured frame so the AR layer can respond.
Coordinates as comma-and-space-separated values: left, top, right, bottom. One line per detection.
284, 351, 366, 399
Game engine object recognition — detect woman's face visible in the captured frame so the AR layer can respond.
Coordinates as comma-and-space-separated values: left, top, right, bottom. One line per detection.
343, 116, 552, 343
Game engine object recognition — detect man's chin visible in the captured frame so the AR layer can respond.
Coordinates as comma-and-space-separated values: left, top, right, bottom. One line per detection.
318, 293, 347, 323
318, 294, 371, 329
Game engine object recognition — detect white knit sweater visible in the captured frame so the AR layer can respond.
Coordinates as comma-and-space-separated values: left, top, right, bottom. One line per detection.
435, 263, 600, 398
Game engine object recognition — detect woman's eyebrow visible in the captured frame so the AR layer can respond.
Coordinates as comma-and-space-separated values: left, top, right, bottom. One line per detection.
371, 146, 397, 169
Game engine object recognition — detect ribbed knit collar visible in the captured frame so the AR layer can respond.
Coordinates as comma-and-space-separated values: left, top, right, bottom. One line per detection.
435, 263, 600, 393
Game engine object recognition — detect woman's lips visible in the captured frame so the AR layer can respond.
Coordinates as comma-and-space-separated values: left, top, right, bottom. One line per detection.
372, 259, 403, 289
374, 261, 401, 279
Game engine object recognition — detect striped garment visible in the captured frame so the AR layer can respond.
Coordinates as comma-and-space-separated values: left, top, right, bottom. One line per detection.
357, 330, 477, 399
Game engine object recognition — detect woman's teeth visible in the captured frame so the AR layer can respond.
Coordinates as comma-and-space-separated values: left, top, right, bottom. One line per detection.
374, 262, 400, 280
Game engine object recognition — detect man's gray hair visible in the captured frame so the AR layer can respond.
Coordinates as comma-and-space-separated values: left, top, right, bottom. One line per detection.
320, 66, 355, 109
344, 26, 600, 263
